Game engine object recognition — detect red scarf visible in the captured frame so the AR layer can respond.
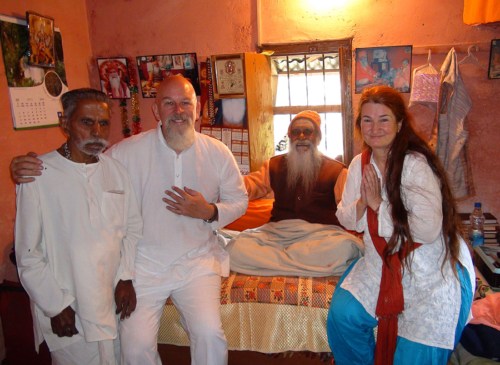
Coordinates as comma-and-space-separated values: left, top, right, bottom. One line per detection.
361, 149, 421, 365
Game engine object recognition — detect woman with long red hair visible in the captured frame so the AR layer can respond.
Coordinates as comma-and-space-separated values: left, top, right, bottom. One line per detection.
327, 86, 475, 365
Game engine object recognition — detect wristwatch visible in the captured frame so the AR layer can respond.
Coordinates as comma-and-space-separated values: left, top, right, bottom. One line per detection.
204, 203, 218, 223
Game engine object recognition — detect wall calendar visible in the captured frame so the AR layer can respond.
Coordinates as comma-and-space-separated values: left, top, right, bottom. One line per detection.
0, 14, 68, 130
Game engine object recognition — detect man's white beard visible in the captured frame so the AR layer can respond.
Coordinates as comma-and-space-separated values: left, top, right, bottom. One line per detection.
286, 140, 323, 193
109, 75, 121, 90
164, 115, 196, 152
75, 137, 110, 156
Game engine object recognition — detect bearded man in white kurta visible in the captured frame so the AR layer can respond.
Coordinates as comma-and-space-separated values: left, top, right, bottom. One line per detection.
15, 89, 143, 365
112, 76, 248, 365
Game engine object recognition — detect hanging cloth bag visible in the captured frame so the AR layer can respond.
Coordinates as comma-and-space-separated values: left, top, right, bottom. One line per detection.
408, 50, 440, 110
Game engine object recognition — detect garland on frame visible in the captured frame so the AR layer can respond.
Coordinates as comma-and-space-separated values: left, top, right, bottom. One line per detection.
119, 57, 142, 138
128, 57, 142, 135
119, 99, 131, 138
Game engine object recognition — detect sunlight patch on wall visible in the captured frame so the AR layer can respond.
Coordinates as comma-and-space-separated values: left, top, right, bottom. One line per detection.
305, 0, 349, 11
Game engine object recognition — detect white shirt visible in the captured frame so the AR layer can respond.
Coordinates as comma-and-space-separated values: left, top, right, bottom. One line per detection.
15, 152, 143, 351
336, 152, 475, 350
107, 123, 248, 284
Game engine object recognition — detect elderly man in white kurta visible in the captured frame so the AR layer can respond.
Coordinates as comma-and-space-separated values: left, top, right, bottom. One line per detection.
15, 89, 143, 365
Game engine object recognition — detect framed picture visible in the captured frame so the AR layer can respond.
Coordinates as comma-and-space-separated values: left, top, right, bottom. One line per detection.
355, 45, 412, 94
136, 53, 200, 98
488, 39, 500, 79
97, 57, 131, 99
211, 54, 246, 98
26, 12, 55, 68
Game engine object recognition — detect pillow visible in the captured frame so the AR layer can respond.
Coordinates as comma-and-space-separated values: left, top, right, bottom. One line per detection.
225, 199, 274, 231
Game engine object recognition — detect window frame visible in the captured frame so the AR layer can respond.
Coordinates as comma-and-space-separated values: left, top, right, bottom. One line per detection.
259, 38, 354, 165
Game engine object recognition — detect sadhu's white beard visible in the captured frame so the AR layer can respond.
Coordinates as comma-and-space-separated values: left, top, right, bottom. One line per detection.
109, 75, 121, 90
164, 116, 196, 152
286, 140, 323, 192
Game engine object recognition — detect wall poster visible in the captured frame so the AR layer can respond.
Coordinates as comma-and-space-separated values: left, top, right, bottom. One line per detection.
488, 39, 500, 79
136, 53, 200, 98
198, 61, 249, 175
355, 45, 412, 94
26, 12, 55, 68
0, 14, 68, 130
97, 57, 131, 99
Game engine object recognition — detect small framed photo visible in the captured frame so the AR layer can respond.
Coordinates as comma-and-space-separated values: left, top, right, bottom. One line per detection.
355, 45, 412, 94
210, 54, 246, 99
26, 12, 56, 68
488, 39, 500, 79
172, 55, 184, 70
97, 58, 131, 99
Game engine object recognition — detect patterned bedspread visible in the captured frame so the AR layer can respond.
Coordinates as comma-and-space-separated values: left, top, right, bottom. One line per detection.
219, 272, 339, 308
158, 271, 341, 353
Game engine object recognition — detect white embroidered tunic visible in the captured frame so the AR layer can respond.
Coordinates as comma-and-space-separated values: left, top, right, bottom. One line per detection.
336, 152, 475, 350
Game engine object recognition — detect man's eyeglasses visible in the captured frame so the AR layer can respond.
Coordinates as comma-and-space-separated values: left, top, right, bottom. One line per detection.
290, 128, 314, 137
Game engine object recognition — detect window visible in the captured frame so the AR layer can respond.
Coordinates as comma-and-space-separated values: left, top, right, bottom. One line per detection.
260, 39, 353, 164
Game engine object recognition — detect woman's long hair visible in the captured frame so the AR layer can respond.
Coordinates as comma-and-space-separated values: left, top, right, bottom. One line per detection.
355, 86, 462, 273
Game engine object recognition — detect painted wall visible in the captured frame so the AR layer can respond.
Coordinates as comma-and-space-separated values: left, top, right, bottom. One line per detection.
0, 0, 499, 280
84, 0, 257, 144
0, 0, 93, 280
260, 0, 500, 220
84, 0, 499, 216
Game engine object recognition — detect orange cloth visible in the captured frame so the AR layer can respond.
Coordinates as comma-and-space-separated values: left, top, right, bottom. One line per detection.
224, 199, 274, 232
463, 0, 500, 25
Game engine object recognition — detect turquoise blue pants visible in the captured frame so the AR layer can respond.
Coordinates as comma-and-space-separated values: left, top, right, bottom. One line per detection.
327, 260, 472, 365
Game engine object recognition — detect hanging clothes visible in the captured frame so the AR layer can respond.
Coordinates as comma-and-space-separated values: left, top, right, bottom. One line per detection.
429, 48, 475, 201
409, 50, 440, 110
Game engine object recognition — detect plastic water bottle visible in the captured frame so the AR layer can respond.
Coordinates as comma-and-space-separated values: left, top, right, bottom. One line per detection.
470, 202, 485, 247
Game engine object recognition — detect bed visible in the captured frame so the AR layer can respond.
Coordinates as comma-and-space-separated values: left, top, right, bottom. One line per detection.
157, 199, 342, 354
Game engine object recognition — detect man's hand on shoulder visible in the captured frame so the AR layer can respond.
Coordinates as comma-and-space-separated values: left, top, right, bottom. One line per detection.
10, 152, 43, 184
50, 306, 79, 337
115, 279, 137, 321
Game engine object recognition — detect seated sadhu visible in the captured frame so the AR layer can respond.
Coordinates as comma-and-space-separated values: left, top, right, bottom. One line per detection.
226, 111, 364, 277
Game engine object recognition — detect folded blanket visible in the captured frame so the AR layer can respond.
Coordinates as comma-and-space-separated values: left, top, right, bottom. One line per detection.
224, 219, 364, 277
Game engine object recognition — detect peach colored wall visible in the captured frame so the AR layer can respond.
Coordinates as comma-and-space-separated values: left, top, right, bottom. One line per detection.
260, 0, 500, 219
85, 0, 500, 217
84, 0, 257, 145
0, 0, 93, 281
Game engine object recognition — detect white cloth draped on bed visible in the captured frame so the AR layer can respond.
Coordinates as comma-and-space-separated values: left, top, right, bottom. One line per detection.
224, 219, 364, 277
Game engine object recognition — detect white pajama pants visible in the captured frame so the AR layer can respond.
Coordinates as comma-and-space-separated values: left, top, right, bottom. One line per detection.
119, 273, 227, 365
51, 337, 120, 365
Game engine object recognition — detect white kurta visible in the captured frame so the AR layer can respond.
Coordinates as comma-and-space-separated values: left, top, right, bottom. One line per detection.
15, 151, 143, 352
336, 152, 475, 350
107, 123, 248, 285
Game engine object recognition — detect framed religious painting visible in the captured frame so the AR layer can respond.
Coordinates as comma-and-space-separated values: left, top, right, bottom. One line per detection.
355, 45, 412, 94
211, 54, 246, 98
136, 53, 200, 98
488, 39, 500, 79
97, 57, 131, 99
26, 12, 56, 68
